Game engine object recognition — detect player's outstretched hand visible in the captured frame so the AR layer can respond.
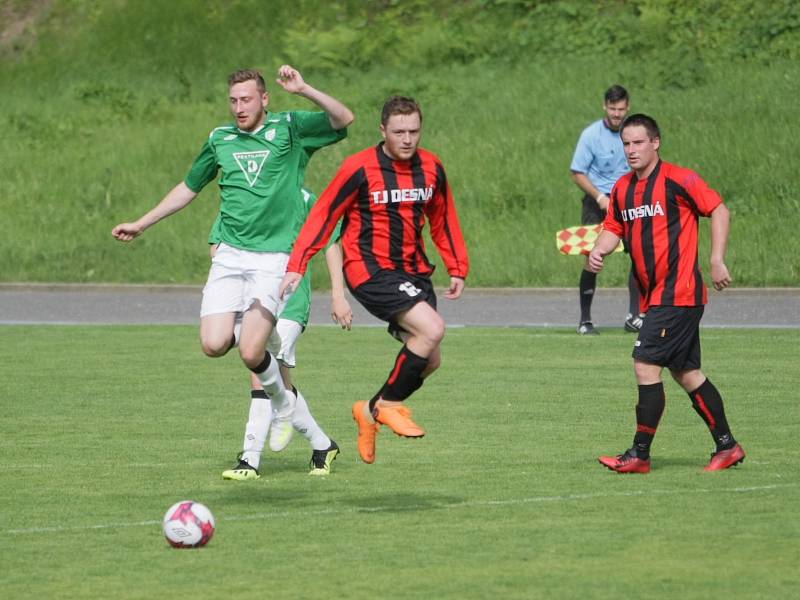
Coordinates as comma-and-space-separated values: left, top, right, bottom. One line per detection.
445, 277, 465, 300
331, 296, 353, 330
711, 261, 732, 291
279, 272, 303, 299
276, 65, 306, 94
111, 222, 143, 242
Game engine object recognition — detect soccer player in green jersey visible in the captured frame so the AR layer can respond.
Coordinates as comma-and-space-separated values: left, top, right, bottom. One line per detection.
112, 66, 354, 451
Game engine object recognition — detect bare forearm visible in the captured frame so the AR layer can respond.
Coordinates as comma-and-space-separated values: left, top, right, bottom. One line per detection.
594, 230, 620, 256
587, 229, 620, 273
138, 182, 197, 230
710, 203, 730, 265
325, 244, 347, 298
297, 84, 354, 130
571, 171, 602, 200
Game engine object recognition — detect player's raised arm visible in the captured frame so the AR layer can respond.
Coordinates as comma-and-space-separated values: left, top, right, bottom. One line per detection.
112, 181, 197, 242
275, 65, 354, 130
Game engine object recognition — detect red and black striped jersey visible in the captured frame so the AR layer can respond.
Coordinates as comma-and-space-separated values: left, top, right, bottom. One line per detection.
287, 143, 469, 288
604, 160, 723, 310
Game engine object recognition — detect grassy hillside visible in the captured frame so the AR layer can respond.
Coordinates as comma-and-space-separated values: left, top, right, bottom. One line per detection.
1, 0, 798, 286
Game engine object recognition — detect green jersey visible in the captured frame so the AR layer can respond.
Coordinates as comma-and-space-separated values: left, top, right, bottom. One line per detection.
185, 110, 346, 252
209, 189, 317, 327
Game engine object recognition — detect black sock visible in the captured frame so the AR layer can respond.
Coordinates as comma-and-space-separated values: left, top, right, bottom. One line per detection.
627, 269, 640, 316
688, 378, 735, 450
380, 345, 428, 400
250, 389, 268, 400
632, 382, 665, 458
369, 346, 429, 412
579, 269, 597, 323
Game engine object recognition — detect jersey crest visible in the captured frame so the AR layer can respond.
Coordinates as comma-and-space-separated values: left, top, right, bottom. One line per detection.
233, 150, 270, 187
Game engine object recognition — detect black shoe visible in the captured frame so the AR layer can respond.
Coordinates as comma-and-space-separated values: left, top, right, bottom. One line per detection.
309, 440, 340, 476
624, 313, 645, 332
577, 321, 599, 335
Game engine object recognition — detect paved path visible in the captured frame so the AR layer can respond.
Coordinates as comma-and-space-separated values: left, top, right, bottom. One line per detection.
1, 284, 797, 329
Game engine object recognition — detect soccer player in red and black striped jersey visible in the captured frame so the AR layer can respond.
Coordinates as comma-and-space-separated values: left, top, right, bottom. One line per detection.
280, 96, 469, 464
588, 114, 745, 473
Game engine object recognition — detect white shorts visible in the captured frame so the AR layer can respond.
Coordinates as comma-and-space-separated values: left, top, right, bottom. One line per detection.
200, 243, 290, 318
267, 318, 304, 368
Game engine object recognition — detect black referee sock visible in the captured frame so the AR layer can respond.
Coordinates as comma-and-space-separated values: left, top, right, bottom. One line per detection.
579, 269, 597, 323
688, 378, 736, 451
631, 382, 666, 459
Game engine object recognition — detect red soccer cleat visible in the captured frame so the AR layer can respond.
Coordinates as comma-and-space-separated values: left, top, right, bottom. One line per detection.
704, 443, 745, 472
598, 448, 651, 474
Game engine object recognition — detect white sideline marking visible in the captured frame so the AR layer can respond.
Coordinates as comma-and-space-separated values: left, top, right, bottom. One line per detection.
3, 483, 793, 536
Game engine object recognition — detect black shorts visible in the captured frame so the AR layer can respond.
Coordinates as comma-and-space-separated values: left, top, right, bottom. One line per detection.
581, 194, 606, 225
348, 270, 438, 339
632, 305, 704, 371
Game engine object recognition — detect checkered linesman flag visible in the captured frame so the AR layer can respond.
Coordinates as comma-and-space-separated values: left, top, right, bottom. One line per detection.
556, 224, 623, 256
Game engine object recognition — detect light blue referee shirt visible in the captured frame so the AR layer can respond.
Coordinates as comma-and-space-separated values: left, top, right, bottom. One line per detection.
570, 119, 630, 195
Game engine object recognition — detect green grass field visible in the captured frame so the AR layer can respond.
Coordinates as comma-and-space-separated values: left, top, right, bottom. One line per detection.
1, 325, 797, 598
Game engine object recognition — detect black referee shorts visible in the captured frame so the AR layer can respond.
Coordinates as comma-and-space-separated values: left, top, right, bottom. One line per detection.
348, 269, 438, 339
581, 194, 606, 225
632, 305, 704, 371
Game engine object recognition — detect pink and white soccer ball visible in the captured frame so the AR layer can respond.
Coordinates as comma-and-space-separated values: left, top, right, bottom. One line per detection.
162, 500, 215, 548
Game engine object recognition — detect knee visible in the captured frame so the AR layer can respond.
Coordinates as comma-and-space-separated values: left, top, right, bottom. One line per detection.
671, 369, 705, 392
633, 360, 661, 384
424, 316, 446, 347
200, 337, 231, 358
238, 347, 264, 370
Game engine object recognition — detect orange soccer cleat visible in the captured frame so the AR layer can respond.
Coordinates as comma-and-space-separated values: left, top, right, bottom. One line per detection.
374, 403, 425, 438
352, 401, 379, 464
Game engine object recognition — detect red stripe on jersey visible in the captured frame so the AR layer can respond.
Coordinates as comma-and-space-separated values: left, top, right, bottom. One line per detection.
604, 160, 722, 310
287, 144, 469, 289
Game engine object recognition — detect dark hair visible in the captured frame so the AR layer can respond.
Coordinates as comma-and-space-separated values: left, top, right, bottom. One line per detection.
604, 84, 629, 104
228, 69, 266, 93
381, 95, 422, 126
620, 113, 661, 140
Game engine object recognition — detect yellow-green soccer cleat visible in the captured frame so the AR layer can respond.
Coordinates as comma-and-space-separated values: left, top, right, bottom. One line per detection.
222, 455, 261, 481
308, 440, 339, 476
269, 393, 298, 452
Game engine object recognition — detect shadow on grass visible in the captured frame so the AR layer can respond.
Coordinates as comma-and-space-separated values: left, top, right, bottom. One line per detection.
344, 492, 465, 513
650, 455, 712, 471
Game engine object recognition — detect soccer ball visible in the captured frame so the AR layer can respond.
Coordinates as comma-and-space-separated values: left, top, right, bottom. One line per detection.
162, 500, 215, 548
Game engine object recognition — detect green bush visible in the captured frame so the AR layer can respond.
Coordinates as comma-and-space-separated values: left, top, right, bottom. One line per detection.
1, 0, 798, 286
